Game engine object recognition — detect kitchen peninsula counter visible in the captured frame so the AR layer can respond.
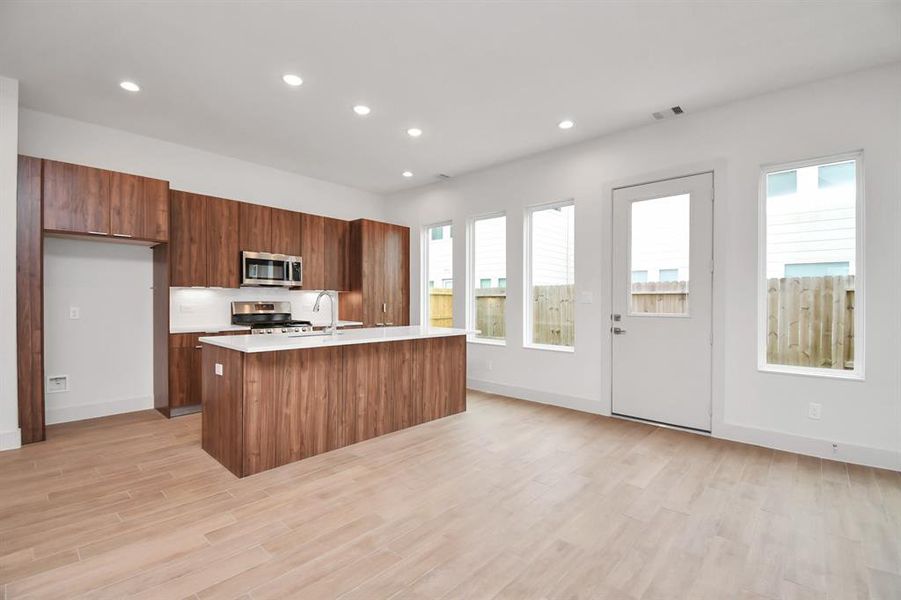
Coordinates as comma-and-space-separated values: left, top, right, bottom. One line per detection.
200, 326, 467, 477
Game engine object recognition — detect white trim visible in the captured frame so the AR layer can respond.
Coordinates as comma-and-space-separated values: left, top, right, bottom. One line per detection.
0, 427, 22, 451
466, 211, 507, 343
421, 220, 453, 328
715, 422, 900, 472
467, 379, 604, 415
522, 198, 575, 351
45, 395, 153, 425
756, 150, 865, 380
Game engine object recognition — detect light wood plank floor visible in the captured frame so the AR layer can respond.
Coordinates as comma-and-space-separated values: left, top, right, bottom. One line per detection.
1, 391, 899, 599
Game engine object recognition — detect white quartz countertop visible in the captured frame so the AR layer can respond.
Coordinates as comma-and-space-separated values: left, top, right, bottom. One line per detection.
199, 326, 468, 353
171, 320, 364, 334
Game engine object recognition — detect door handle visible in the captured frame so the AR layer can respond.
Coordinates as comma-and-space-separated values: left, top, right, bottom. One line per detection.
612, 327, 627, 335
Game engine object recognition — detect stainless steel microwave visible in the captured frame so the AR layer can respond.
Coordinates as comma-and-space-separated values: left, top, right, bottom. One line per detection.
241, 251, 303, 287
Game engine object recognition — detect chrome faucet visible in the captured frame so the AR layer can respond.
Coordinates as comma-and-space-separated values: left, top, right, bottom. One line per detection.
313, 290, 337, 335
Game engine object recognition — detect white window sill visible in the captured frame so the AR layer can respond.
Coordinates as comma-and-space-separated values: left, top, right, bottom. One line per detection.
467, 337, 506, 347
523, 343, 574, 353
758, 363, 864, 382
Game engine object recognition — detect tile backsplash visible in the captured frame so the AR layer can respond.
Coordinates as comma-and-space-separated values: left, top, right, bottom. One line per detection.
170, 287, 341, 331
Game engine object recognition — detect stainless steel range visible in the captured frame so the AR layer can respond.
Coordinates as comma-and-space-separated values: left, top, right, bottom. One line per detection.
231, 301, 314, 335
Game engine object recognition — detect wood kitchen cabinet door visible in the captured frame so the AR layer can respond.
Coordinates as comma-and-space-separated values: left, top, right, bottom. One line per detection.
301, 213, 349, 291
239, 202, 271, 252
363, 220, 387, 326
270, 208, 302, 256
168, 334, 199, 408
42, 159, 111, 235
384, 223, 410, 326
340, 219, 409, 326
169, 191, 208, 287
206, 196, 240, 288
110, 172, 169, 242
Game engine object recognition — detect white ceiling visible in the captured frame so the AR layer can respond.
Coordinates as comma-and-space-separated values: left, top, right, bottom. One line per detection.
1, 1, 900, 193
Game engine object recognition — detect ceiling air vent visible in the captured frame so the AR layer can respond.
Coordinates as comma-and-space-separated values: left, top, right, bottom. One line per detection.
436, 173, 452, 180
652, 105, 685, 121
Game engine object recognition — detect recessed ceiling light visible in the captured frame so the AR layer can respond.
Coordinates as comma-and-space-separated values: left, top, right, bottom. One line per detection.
282, 74, 303, 87
402, 171, 413, 178
558, 119, 574, 130
353, 105, 371, 116
406, 127, 423, 138
119, 81, 140, 92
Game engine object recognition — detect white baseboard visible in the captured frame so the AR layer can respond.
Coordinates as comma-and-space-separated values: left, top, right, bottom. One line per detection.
46, 395, 154, 425
714, 422, 901, 472
467, 378, 606, 416
0, 427, 22, 451
468, 378, 900, 472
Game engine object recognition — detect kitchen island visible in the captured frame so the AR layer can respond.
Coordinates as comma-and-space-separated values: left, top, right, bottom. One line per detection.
199, 326, 467, 477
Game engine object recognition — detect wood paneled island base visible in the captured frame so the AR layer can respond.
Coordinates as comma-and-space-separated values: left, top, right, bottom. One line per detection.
201, 332, 466, 477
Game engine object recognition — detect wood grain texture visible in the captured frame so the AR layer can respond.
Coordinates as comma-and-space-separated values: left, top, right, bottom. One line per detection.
342, 340, 413, 443
41, 159, 110, 235
152, 244, 169, 415
238, 202, 271, 253
16, 155, 45, 444
110, 172, 169, 242
270, 207, 302, 257
1, 392, 897, 599
169, 191, 207, 287
242, 346, 343, 476
413, 335, 466, 424
201, 344, 244, 477
302, 213, 349, 291
206, 196, 240, 288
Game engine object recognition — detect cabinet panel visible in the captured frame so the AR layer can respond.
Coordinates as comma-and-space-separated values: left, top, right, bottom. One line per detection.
110, 173, 169, 242
301, 214, 348, 291
207, 197, 240, 288
413, 336, 466, 424
42, 159, 110, 235
169, 192, 208, 287
239, 202, 271, 252
271, 208, 302, 256
324, 217, 349, 291
384, 224, 410, 326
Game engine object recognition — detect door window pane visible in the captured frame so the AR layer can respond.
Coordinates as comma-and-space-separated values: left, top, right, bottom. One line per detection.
630, 194, 690, 315
765, 159, 857, 371
425, 224, 453, 327
527, 203, 574, 347
472, 215, 506, 341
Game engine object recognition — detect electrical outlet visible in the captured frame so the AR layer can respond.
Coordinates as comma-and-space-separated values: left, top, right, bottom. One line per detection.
47, 375, 69, 393
832, 442, 839, 455
69, 306, 80, 320
808, 402, 822, 420
214, 363, 223, 376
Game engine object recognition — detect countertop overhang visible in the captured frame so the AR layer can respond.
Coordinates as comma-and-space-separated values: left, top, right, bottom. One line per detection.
199, 325, 469, 353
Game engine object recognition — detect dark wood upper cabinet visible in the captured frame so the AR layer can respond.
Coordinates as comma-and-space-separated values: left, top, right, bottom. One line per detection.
42, 159, 110, 235
301, 213, 348, 291
340, 219, 410, 326
169, 191, 208, 287
207, 196, 240, 288
271, 208, 302, 256
110, 172, 169, 242
239, 202, 272, 252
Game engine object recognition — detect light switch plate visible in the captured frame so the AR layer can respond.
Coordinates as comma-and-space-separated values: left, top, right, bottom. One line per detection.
579, 292, 594, 304
214, 363, 223, 376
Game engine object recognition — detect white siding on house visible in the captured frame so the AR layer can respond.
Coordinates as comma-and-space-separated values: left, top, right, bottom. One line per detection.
531, 204, 575, 286
473, 215, 506, 287
630, 194, 690, 282
426, 224, 453, 288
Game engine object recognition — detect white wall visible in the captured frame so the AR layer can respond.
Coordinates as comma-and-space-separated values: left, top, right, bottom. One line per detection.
43, 238, 154, 424
0, 76, 19, 449
17, 109, 389, 425
18, 109, 387, 221
388, 63, 901, 470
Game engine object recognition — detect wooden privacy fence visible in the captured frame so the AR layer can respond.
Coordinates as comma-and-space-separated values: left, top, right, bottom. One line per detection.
474, 288, 507, 340
766, 275, 855, 370
631, 281, 689, 314
531, 284, 574, 346
428, 288, 454, 327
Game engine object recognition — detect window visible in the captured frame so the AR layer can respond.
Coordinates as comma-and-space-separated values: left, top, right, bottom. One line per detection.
767, 170, 797, 196
630, 194, 690, 315
424, 223, 453, 328
470, 214, 506, 342
498, 277, 507, 289
761, 155, 861, 377
525, 201, 575, 349
659, 268, 679, 282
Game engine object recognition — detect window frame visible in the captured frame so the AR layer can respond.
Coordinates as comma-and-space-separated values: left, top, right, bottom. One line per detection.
467, 211, 507, 346
523, 199, 575, 353
757, 150, 865, 380
422, 220, 453, 329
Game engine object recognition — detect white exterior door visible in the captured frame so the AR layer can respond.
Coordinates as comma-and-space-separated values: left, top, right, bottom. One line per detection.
611, 173, 713, 431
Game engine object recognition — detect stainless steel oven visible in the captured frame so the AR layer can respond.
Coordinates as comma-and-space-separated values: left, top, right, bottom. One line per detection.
241, 251, 303, 287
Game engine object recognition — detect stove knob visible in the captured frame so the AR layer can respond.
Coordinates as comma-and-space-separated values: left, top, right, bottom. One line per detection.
281, 328, 287, 333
